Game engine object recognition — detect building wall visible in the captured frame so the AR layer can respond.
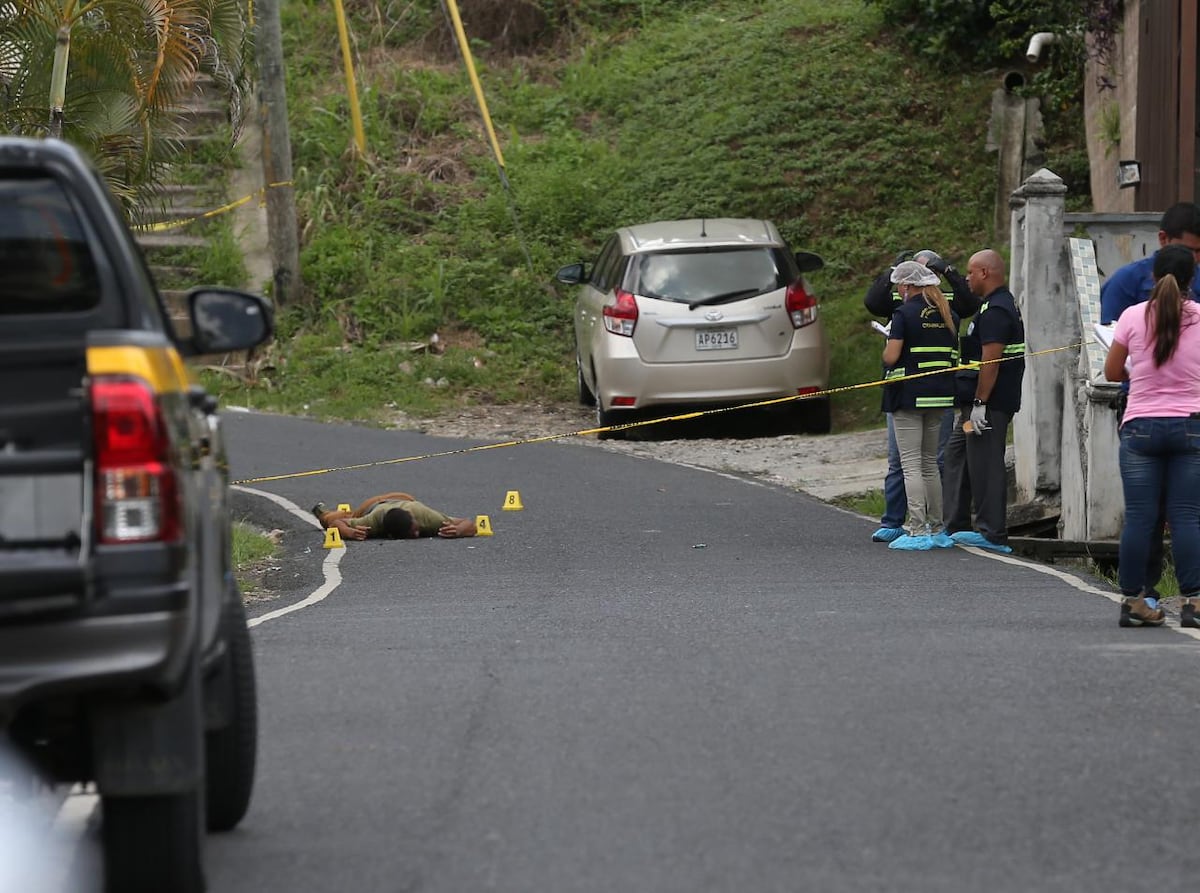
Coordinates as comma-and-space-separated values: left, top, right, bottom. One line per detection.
1136, 0, 1185, 208
1085, 0, 1140, 212
1086, 0, 1199, 211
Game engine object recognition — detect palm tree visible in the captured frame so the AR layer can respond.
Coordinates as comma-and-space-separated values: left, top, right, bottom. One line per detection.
0, 0, 250, 214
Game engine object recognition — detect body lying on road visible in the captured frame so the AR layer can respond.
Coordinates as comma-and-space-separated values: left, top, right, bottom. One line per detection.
312, 492, 477, 540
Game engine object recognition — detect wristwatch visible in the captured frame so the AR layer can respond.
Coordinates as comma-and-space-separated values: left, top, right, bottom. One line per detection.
972, 398, 986, 406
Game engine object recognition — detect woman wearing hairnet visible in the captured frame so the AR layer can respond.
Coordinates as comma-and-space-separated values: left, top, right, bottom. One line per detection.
880, 261, 960, 550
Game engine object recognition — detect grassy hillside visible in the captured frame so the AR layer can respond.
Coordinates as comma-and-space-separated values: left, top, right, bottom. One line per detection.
210, 0, 1018, 431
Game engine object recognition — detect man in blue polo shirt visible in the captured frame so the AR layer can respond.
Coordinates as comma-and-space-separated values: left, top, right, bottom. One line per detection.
1100, 202, 1200, 325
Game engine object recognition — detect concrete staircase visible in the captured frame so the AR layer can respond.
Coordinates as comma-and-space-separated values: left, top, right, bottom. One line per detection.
134, 74, 254, 367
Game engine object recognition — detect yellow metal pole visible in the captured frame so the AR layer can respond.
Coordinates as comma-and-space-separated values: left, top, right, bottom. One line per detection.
331, 0, 366, 156
444, 0, 506, 169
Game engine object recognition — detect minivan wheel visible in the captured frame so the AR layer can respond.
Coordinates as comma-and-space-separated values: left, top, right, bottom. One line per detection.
794, 397, 832, 435
577, 358, 596, 407
594, 379, 624, 440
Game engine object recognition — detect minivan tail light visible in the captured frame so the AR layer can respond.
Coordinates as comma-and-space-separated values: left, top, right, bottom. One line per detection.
603, 289, 638, 336
92, 378, 181, 544
786, 280, 818, 328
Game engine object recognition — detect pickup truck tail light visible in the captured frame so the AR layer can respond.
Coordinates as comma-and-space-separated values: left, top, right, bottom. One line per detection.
91, 378, 181, 544
786, 280, 818, 328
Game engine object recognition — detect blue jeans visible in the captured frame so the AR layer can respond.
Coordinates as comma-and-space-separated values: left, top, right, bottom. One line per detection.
881, 409, 954, 528
1118, 416, 1200, 596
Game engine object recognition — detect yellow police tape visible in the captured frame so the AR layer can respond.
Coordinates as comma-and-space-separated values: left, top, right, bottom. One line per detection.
133, 181, 293, 234
230, 341, 1085, 486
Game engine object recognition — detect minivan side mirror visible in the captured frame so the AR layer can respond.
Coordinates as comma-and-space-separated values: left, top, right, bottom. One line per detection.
555, 262, 588, 285
184, 288, 274, 356
795, 252, 824, 273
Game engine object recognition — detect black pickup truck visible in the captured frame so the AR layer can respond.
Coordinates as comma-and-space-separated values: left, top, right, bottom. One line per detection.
0, 137, 273, 891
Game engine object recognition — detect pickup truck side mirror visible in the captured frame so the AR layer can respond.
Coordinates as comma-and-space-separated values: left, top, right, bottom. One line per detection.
794, 252, 824, 274
555, 263, 588, 285
185, 288, 274, 356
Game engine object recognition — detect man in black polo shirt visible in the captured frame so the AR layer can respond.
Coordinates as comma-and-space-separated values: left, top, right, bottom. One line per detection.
943, 249, 1026, 553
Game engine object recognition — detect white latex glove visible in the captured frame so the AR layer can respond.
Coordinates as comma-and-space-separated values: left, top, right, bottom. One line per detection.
969, 402, 990, 435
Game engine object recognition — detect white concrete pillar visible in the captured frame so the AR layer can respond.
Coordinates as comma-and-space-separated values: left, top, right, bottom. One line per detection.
1082, 383, 1125, 539
1010, 169, 1074, 502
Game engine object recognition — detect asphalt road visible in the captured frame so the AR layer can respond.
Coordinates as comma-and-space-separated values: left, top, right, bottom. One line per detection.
203, 411, 1200, 892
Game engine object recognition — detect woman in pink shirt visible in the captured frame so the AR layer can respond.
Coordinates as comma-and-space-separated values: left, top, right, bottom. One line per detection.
1104, 245, 1200, 628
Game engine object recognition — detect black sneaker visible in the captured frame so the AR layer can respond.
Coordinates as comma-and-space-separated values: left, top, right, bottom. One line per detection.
311, 502, 327, 521
1182, 597, 1200, 629
1119, 596, 1166, 628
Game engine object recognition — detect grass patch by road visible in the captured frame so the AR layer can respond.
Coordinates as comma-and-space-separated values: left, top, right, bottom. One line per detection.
232, 521, 277, 596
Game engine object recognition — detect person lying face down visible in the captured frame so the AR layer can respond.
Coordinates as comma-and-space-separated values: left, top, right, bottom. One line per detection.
312, 492, 477, 541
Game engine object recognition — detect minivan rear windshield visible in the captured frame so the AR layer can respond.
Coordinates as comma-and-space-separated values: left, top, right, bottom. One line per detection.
0, 177, 100, 314
627, 247, 787, 304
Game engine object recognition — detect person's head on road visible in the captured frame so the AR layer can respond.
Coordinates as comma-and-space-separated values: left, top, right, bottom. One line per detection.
1157, 202, 1200, 258
381, 508, 420, 539
966, 249, 1006, 297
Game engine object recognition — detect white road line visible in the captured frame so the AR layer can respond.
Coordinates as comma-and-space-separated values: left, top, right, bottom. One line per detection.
53, 788, 97, 834
233, 485, 346, 628
655, 453, 1200, 644
957, 545, 1200, 642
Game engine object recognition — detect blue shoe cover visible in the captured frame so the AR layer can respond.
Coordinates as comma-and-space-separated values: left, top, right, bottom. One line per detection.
975, 538, 1013, 554
950, 531, 988, 546
871, 526, 905, 543
930, 532, 956, 549
950, 530, 1013, 553
888, 534, 933, 551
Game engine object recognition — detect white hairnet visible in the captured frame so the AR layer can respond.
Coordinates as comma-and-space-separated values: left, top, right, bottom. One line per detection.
890, 260, 940, 287
913, 248, 943, 267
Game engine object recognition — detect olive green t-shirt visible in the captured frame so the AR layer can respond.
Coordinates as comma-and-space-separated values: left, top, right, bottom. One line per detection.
348, 500, 451, 537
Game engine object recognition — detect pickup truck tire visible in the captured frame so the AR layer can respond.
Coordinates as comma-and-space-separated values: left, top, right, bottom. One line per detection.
101, 784, 206, 893
205, 586, 258, 832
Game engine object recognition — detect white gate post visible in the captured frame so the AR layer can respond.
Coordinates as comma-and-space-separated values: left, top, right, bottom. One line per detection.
1009, 169, 1075, 503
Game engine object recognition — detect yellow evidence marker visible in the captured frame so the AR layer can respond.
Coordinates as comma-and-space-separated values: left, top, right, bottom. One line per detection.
323, 526, 345, 549
475, 515, 494, 536
337, 503, 351, 512
502, 490, 524, 511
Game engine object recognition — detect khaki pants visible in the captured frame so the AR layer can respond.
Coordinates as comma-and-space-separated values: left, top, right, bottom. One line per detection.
891, 408, 946, 535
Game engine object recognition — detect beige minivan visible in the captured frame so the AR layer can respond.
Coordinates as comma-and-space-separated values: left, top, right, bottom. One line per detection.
556, 218, 830, 436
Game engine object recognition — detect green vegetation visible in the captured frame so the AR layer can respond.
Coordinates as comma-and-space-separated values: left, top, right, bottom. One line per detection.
232, 521, 277, 594
0, 0, 250, 212
146, 218, 248, 289
832, 489, 886, 520
200, 0, 1088, 431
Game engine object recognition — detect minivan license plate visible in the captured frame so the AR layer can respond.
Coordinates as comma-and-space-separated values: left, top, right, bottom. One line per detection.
696, 328, 738, 350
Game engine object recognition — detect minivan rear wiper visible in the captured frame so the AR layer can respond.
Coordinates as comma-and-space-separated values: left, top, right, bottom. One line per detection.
688, 288, 762, 311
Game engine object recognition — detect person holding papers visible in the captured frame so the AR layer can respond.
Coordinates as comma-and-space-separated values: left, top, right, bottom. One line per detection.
1104, 245, 1200, 629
